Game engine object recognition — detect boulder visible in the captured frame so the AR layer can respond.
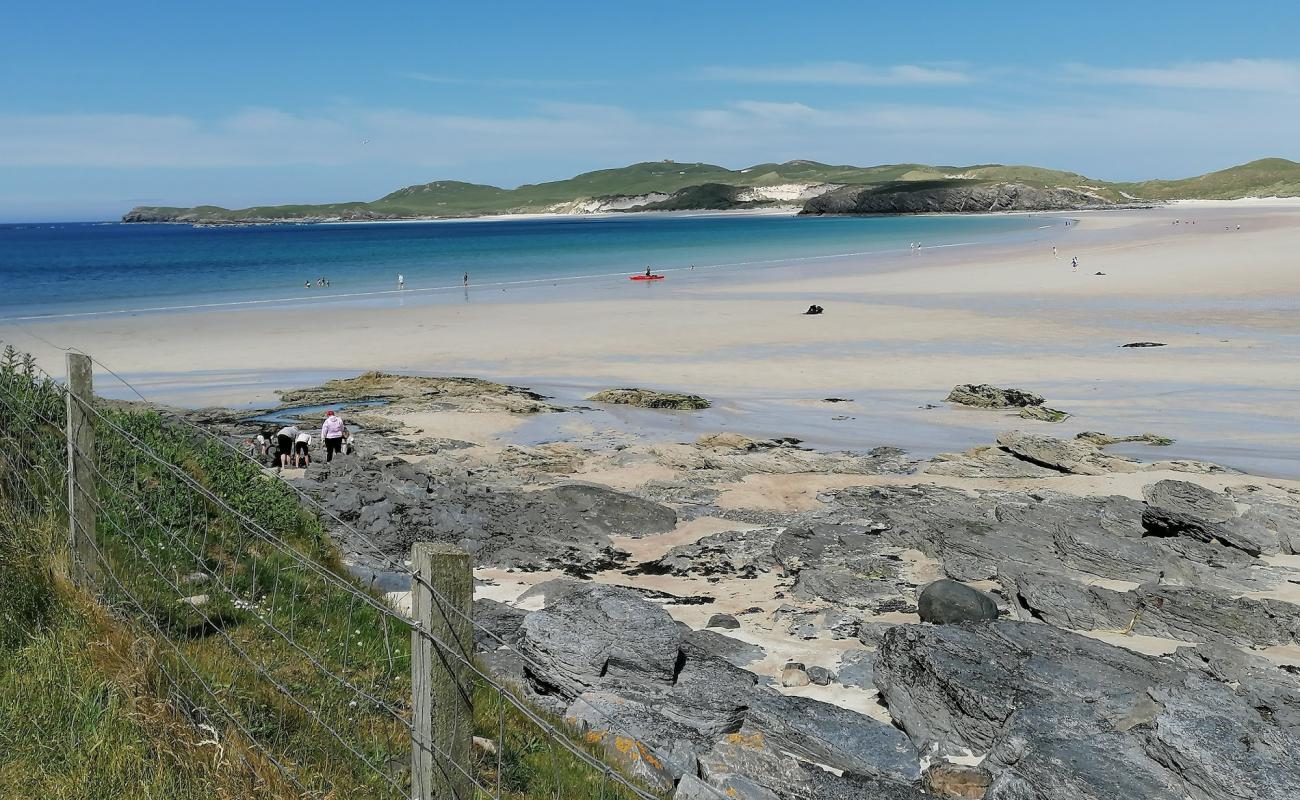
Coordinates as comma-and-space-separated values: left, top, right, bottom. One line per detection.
589, 388, 711, 410
996, 430, 1136, 475
1143, 480, 1238, 523
518, 583, 685, 692
780, 666, 811, 687
945, 384, 1046, 409
918, 579, 999, 624
706, 613, 740, 630
807, 666, 834, 686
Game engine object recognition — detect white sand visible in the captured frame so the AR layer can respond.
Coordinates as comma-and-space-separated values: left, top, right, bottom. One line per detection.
9, 205, 1300, 412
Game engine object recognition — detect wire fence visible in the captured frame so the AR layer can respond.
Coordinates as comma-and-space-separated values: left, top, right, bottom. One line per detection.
0, 345, 724, 800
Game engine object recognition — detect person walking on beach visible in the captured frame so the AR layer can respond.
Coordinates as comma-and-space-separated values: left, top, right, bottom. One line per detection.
1071, 257, 1078, 272
463, 272, 469, 286
275, 424, 300, 469
321, 410, 347, 462
397, 273, 405, 291
1052, 245, 1058, 259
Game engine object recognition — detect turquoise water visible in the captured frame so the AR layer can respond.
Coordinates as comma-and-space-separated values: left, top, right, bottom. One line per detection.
1, 213, 1056, 320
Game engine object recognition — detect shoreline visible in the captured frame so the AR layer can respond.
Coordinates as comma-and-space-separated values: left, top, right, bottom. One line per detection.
7, 201, 1300, 478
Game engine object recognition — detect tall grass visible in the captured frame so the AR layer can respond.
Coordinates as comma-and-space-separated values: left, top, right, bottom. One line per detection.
0, 355, 655, 800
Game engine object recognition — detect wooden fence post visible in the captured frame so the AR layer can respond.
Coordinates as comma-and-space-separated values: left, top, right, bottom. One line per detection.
65, 353, 97, 585
410, 542, 474, 800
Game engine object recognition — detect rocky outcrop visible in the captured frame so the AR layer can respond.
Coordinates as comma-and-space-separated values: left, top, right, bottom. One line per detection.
589, 388, 711, 410
301, 457, 673, 573
995, 430, 1138, 475
803, 181, 1112, 215
629, 528, 782, 578
945, 384, 1046, 408
874, 621, 1300, 800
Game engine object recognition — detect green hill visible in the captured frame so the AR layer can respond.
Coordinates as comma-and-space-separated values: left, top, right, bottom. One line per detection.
122, 158, 1300, 223
1112, 158, 1300, 200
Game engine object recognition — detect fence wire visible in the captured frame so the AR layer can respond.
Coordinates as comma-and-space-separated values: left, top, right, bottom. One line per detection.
0, 347, 725, 800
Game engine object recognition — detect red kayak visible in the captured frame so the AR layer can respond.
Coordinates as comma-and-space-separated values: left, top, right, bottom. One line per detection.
630, 274, 665, 281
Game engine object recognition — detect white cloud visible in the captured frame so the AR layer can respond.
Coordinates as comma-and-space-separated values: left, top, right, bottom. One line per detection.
1064, 59, 1300, 91
698, 61, 972, 86
0, 105, 652, 169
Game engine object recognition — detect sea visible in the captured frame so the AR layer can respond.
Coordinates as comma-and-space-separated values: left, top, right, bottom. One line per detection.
0, 212, 1057, 321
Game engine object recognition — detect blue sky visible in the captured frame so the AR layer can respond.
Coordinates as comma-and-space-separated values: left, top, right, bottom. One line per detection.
5, 1, 1300, 220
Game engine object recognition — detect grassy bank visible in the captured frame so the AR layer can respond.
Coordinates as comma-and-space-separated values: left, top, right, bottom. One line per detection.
0, 359, 651, 799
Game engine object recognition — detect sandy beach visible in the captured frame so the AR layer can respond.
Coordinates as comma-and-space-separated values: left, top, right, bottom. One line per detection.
8, 201, 1300, 476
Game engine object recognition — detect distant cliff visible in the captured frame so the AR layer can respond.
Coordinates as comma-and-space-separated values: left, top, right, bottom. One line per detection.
801, 181, 1112, 215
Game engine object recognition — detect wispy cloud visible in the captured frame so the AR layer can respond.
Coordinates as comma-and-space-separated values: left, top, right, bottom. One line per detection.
699, 61, 973, 86
1064, 58, 1300, 91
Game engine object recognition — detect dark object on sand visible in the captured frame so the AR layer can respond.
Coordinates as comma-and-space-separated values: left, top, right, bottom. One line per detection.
945, 383, 1045, 409
1121, 342, 1167, 348
823, 397, 853, 403
804, 304, 824, 315
707, 613, 740, 630
1094, 271, 1106, 275
918, 579, 999, 624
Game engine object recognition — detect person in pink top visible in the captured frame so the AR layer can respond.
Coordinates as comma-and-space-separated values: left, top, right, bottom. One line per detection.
321, 410, 348, 462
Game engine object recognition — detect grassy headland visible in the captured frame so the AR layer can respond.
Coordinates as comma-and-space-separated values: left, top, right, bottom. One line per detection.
122, 157, 1300, 224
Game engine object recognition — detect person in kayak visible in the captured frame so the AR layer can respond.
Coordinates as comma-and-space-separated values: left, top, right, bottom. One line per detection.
645, 267, 652, 277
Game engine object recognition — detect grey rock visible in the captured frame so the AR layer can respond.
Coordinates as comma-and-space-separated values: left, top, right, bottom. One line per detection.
1173, 640, 1300, 735
1143, 479, 1238, 523
926, 446, 1063, 478
1002, 568, 1300, 647
875, 621, 1300, 800
836, 650, 876, 689
996, 430, 1136, 475
630, 527, 781, 578
683, 629, 766, 668
944, 384, 1046, 409
742, 691, 923, 784
472, 598, 527, 650
519, 583, 684, 691
1141, 506, 1271, 557
780, 667, 810, 687
705, 613, 740, 630
1141, 674, 1300, 800
1230, 493, 1300, 555
807, 666, 834, 685
918, 579, 999, 624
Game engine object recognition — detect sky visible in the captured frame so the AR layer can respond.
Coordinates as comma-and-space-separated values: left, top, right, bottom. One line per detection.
4, 1, 1300, 220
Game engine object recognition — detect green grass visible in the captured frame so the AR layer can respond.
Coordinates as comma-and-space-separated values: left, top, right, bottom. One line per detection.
1112, 157, 1300, 200
0, 359, 656, 800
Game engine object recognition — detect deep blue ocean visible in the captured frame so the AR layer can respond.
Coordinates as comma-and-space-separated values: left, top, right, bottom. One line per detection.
1, 213, 1057, 320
